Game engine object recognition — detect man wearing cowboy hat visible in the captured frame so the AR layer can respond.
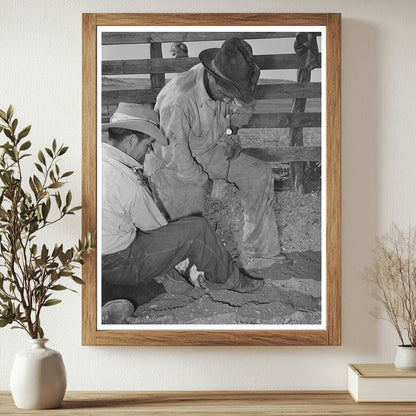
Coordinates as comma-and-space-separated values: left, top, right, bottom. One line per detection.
101, 102, 263, 324
145, 38, 284, 268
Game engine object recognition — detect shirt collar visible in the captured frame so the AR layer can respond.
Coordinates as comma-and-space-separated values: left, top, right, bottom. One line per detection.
194, 64, 216, 107
102, 142, 143, 170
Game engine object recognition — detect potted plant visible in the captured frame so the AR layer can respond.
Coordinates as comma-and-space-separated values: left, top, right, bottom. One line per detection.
0, 106, 94, 408
363, 223, 416, 370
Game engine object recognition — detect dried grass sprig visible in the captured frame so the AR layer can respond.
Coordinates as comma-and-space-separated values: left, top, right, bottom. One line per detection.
363, 223, 416, 346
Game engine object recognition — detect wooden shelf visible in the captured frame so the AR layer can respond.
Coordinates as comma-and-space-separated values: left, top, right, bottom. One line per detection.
1, 391, 416, 415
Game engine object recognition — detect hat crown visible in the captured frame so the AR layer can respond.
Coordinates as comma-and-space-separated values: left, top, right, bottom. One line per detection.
103, 102, 168, 146
110, 102, 159, 125
212, 38, 255, 82
199, 38, 260, 103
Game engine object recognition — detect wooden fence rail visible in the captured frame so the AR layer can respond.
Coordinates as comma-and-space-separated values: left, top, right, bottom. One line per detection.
102, 82, 321, 105
247, 112, 321, 129
256, 83, 321, 99
101, 110, 320, 129
102, 32, 302, 45
243, 146, 320, 163
102, 53, 321, 75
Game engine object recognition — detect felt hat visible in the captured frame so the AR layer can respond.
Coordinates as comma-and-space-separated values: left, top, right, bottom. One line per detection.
199, 38, 260, 103
102, 102, 167, 146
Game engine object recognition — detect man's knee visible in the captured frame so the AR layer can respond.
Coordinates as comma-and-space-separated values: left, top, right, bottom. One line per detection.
175, 216, 210, 239
252, 158, 273, 181
232, 153, 272, 183
181, 216, 210, 230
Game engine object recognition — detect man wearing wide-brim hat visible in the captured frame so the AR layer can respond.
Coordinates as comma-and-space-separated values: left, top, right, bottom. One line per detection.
101, 102, 263, 323
146, 38, 284, 268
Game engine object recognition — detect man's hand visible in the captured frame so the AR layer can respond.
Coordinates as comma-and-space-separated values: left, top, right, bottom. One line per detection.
230, 99, 255, 128
225, 134, 242, 161
211, 179, 231, 200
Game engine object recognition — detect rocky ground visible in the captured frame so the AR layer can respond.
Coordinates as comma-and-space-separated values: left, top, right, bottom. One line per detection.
129, 251, 321, 325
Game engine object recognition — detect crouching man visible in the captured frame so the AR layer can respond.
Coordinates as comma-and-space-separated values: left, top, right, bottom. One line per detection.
101, 102, 263, 324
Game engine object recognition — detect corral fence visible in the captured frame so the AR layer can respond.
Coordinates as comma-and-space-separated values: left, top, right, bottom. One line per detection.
101, 32, 321, 194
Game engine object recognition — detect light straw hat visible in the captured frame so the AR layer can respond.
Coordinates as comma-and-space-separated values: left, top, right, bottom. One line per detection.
102, 102, 167, 146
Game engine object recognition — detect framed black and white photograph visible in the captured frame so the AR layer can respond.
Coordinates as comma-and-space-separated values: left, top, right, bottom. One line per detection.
82, 13, 341, 346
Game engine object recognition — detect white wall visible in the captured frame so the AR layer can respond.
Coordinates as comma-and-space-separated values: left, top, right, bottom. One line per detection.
1, 0, 415, 391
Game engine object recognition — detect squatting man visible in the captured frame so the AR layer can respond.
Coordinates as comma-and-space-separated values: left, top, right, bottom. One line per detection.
101, 103, 263, 324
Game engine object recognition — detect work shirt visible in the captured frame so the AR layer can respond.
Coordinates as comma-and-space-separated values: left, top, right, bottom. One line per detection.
153, 63, 230, 188
101, 143, 167, 255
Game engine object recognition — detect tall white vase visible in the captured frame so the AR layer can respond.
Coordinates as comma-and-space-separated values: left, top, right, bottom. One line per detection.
10, 338, 67, 409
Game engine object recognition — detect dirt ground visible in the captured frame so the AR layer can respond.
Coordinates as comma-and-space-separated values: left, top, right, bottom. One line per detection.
128, 186, 322, 326
130, 251, 321, 325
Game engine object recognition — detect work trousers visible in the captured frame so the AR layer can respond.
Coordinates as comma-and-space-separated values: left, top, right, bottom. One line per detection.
149, 145, 280, 258
101, 216, 241, 306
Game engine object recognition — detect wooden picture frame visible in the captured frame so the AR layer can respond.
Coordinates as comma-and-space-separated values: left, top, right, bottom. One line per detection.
82, 13, 341, 346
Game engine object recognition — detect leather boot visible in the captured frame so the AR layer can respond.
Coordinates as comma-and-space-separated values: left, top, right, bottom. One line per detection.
102, 299, 134, 324
229, 271, 264, 293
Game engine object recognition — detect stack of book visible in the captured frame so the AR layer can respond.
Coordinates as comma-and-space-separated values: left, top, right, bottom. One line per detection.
348, 364, 416, 402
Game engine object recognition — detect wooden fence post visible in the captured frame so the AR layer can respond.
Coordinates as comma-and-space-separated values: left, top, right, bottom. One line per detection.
289, 67, 311, 194
150, 42, 165, 102
289, 32, 320, 194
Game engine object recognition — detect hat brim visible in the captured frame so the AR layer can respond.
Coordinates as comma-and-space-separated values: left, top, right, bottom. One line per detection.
102, 119, 168, 146
199, 48, 259, 103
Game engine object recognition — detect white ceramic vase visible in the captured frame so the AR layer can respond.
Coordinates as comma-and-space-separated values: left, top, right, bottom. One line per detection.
10, 338, 67, 409
394, 345, 416, 371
